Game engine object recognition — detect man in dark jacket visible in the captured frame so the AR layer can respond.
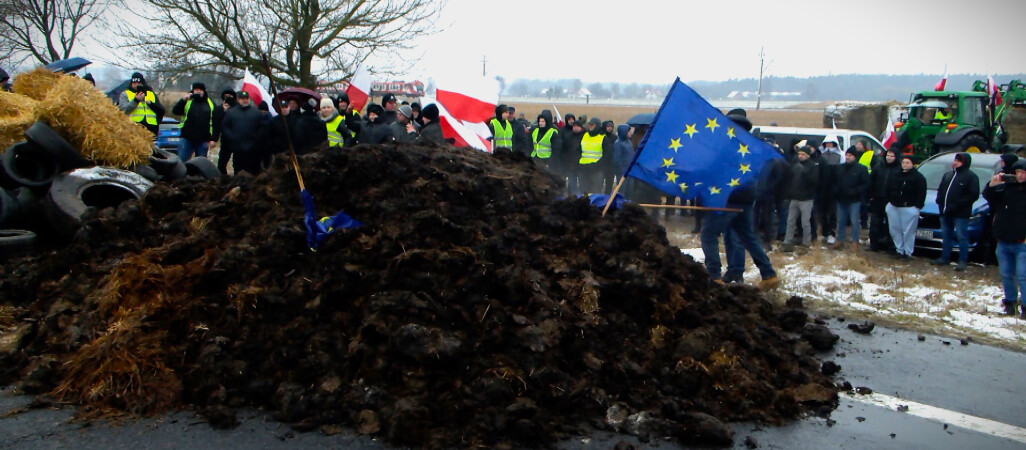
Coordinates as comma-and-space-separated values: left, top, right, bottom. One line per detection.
611, 124, 634, 197
755, 153, 791, 250
529, 110, 562, 170
380, 94, 398, 125
1000, 153, 1019, 175
832, 148, 870, 251
357, 103, 394, 144
416, 104, 444, 145
508, 106, 531, 156
885, 154, 927, 261
781, 145, 819, 251
562, 121, 585, 196
983, 159, 1026, 316
390, 104, 420, 144
868, 147, 902, 252
171, 82, 221, 161
220, 91, 265, 175
930, 152, 981, 271
487, 104, 514, 151
578, 117, 612, 194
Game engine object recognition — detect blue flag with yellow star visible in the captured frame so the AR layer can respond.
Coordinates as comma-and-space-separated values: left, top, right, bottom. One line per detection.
625, 78, 781, 209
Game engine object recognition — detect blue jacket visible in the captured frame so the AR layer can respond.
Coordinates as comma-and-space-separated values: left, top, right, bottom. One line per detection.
612, 124, 633, 175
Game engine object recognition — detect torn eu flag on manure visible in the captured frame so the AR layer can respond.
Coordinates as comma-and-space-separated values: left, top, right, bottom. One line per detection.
302, 190, 362, 251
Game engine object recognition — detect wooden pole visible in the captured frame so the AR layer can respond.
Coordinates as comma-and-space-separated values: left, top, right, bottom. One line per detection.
600, 176, 627, 217
636, 204, 743, 213
260, 55, 306, 191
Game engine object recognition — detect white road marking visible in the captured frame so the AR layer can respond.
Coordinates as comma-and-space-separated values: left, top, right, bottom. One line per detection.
844, 391, 1026, 444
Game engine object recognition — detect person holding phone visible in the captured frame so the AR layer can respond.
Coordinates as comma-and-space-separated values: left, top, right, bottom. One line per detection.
983, 159, 1026, 316
118, 72, 165, 136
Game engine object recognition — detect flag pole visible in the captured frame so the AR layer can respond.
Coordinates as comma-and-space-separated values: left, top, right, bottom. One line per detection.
638, 204, 742, 213
600, 176, 626, 217
261, 54, 305, 191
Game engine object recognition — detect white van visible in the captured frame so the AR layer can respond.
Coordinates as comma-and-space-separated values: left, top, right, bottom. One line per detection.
751, 126, 887, 154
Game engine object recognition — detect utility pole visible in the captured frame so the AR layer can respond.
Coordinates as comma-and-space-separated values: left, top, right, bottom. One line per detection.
756, 47, 766, 111
482, 55, 487, 77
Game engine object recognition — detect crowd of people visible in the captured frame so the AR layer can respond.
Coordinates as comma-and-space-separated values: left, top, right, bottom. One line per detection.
115, 77, 1026, 317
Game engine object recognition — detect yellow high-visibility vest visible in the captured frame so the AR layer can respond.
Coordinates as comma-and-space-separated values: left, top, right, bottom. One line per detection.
181, 98, 215, 135
531, 128, 556, 158
580, 133, 604, 164
129, 90, 158, 126
858, 149, 873, 174
490, 118, 513, 148
325, 115, 345, 147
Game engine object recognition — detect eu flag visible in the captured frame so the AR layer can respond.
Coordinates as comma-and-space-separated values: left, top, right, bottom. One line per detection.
301, 190, 362, 251
625, 78, 781, 209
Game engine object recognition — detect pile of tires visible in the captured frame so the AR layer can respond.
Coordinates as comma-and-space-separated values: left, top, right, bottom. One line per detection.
0, 121, 221, 255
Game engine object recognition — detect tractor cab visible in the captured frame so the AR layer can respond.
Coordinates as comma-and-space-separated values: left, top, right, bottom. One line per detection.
897, 91, 995, 159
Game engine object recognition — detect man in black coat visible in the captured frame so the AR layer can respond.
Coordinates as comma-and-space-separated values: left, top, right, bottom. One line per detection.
930, 152, 980, 271
220, 91, 265, 175
416, 104, 444, 145
983, 159, 1026, 316
868, 147, 902, 252
171, 82, 222, 161
754, 153, 791, 249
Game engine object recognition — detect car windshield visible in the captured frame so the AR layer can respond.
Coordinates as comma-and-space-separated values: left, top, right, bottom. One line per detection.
918, 160, 992, 191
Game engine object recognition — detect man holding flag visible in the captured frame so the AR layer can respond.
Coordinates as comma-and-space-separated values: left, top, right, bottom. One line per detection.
622, 79, 781, 290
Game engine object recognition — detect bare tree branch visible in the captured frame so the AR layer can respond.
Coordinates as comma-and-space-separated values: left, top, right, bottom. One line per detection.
0, 0, 115, 67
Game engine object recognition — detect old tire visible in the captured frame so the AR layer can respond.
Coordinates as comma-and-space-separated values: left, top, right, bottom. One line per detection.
130, 164, 161, 182
0, 188, 14, 227
23, 121, 90, 170
0, 141, 59, 192
149, 148, 187, 181
0, 229, 36, 257
184, 156, 221, 179
956, 134, 988, 154
44, 167, 153, 239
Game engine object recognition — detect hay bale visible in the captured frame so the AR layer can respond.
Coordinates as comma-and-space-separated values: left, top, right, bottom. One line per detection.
34, 75, 150, 168
11, 68, 61, 101
0, 91, 40, 152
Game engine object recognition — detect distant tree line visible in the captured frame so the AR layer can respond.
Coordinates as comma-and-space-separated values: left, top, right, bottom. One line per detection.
504, 74, 1026, 102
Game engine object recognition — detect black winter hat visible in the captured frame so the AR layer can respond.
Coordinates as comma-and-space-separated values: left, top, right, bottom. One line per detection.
237, 90, 250, 99
1013, 159, 1026, 172
221, 88, 236, 98
130, 72, 145, 84
335, 92, 350, 104
411, 102, 421, 112
587, 117, 602, 127
1000, 153, 1018, 168
421, 104, 439, 121
367, 103, 384, 116
257, 101, 269, 112
191, 82, 206, 92
602, 120, 614, 128
726, 108, 747, 117
381, 93, 396, 104
901, 154, 916, 164
726, 112, 752, 132
845, 147, 859, 157
495, 104, 508, 117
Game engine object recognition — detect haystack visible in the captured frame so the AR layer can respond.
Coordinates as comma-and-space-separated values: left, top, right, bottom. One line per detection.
10, 67, 60, 101
0, 91, 38, 152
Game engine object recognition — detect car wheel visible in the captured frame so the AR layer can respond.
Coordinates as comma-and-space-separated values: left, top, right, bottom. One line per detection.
23, 121, 90, 170
0, 141, 60, 192
0, 229, 36, 257
184, 156, 221, 179
149, 148, 187, 181
43, 167, 154, 239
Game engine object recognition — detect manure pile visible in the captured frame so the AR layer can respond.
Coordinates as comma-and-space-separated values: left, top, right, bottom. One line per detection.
0, 144, 837, 447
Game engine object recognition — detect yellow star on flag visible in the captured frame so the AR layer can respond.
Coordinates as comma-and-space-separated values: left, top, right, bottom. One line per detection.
737, 143, 750, 157
669, 138, 683, 152
679, 182, 689, 192
728, 178, 740, 187
665, 171, 679, 183
684, 123, 698, 138
739, 163, 751, 174
709, 186, 721, 195
661, 157, 674, 168
705, 118, 719, 133
727, 127, 736, 139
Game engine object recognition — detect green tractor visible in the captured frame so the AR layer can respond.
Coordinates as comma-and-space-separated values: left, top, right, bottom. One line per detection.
894, 79, 1026, 160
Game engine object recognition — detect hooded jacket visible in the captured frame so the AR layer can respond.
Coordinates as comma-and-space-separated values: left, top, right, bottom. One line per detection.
785, 155, 819, 201
1000, 154, 1019, 175
833, 155, 870, 203
221, 102, 265, 154
529, 110, 563, 159
983, 176, 1026, 243
612, 124, 633, 174
870, 149, 902, 210
886, 166, 927, 209
358, 104, 395, 144
172, 89, 222, 142
756, 156, 792, 200
936, 152, 981, 218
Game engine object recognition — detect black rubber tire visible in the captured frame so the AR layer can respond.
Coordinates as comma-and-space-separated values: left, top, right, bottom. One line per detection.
1, 141, 59, 192
130, 164, 161, 182
184, 156, 221, 179
0, 187, 14, 227
43, 167, 154, 239
23, 121, 90, 170
149, 148, 187, 181
955, 134, 988, 154
0, 229, 36, 257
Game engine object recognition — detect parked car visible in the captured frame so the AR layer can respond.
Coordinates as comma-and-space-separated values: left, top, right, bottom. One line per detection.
914, 152, 1003, 262
751, 126, 887, 155
155, 117, 181, 151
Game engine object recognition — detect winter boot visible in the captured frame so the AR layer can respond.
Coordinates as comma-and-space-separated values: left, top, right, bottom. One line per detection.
1003, 302, 1018, 316
930, 258, 948, 266
955, 261, 967, 271
757, 276, 781, 291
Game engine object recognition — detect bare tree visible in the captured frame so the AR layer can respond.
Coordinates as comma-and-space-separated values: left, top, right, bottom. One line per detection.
118, 0, 443, 88
0, 0, 111, 66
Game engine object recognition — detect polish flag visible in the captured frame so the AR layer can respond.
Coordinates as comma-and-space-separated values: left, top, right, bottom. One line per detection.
881, 120, 897, 149
240, 69, 277, 117
421, 94, 493, 152
933, 69, 947, 91
552, 104, 564, 128
346, 64, 372, 114
987, 74, 1003, 106
425, 76, 499, 153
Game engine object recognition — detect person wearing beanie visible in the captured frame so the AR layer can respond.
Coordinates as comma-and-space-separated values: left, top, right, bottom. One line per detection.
380, 93, 398, 125
931, 152, 980, 271
356, 103, 394, 145
507, 106, 531, 156
1000, 153, 1019, 175
410, 102, 422, 126
781, 145, 820, 252
221, 88, 237, 110
416, 103, 444, 145
390, 104, 420, 144
885, 154, 927, 262
868, 147, 902, 252
319, 96, 350, 148
172, 81, 221, 161
488, 104, 513, 151
118, 71, 165, 136
220, 89, 265, 175
577, 117, 611, 194
831, 147, 870, 251
984, 158, 1026, 316
529, 110, 563, 170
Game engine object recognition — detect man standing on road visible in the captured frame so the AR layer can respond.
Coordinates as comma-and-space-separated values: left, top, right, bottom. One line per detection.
982, 159, 1026, 316
171, 82, 220, 161
220, 90, 264, 175
119, 72, 165, 137
931, 153, 980, 271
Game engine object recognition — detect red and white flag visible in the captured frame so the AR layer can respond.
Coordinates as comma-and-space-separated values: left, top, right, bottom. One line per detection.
346, 64, 372, 114
987, 74, 1004, 106
423, 77, 499, 153
933, 68, 947, 91
881, 120, 897, 149
240, 69, 277, 117
552, 104, 564, 128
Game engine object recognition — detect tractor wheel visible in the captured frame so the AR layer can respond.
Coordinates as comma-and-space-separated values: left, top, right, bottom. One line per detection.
956, 134, 988, 153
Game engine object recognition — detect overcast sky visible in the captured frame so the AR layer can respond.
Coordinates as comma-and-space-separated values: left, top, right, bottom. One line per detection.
391, 0, 1026, 84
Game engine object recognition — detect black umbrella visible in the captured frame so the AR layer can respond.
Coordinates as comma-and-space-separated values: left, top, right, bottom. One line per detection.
0, 67, 8, 83
44, 57, 92, 73
626, 112, 657, 126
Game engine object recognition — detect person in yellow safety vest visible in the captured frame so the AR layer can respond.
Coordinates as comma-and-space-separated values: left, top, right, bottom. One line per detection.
529, 110, 563, 170
488, 104, 514, 151
171, 81, 221, 161
118, 72, 165, 136
934, 106, 953, 122
318, 97, 350, 148
579, 117, 612, 194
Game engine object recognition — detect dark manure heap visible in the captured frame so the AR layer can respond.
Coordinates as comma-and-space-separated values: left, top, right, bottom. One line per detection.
0, 144, 838, 448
